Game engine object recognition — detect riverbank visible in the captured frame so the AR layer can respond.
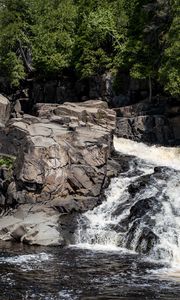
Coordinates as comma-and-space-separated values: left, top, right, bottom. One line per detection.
0, 98, 122, 246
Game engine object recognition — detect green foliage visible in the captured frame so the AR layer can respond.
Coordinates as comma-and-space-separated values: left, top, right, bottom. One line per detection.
75, 0, 127, 77
0, 156, 14, 169
159, 0, 180, 96
117, 0, 170, 78
0, 0, 179, 96
1, 52, 26, 87
29, 0, 77, 75
75, 3, 119, 77
0, 0, 77, 84
0, 0, 29, 86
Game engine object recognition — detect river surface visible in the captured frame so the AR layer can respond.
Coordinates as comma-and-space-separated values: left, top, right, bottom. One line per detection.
0, 243, 180, 300
0, 138, 180, 299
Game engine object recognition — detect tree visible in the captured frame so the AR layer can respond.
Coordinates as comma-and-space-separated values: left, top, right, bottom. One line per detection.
0, 0, 77, 86
0, 0, 30, 86
29, 0, 77, 75
116, 0, 172, 101
0, 0, 178, 98
159, 0, 180, 96
74, 0, 125, 77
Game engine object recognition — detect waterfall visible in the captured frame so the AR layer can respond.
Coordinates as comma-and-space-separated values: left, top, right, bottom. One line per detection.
114, 137, 180, 171
75, 137, 180, 267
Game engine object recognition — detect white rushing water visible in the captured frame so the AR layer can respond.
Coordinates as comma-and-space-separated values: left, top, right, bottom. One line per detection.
75, 137, 180, 271
0, 253, 52, 271
114, 137, 180, 171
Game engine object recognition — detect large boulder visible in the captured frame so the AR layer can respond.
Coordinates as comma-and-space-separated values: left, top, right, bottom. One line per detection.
0, 204, 63, 246
9, 120, 112, 205
6, 100, 116, 205
0, 100, 117, 245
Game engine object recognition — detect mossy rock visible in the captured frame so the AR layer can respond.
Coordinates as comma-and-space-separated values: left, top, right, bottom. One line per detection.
0, 156, 15, 169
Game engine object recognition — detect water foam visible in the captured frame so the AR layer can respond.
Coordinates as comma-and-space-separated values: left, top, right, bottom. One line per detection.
0, 252, 52, 270
75, 137, 180, 274
114, 137, 180, 170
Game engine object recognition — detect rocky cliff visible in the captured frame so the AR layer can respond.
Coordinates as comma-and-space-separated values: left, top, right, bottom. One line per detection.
115, 97, 180, 146
0, 98, 120, 246
4, 73, 179, 146
0, 78, 179, 246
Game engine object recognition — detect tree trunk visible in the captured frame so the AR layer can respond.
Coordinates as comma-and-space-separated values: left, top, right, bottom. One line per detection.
18, 40, 34, 73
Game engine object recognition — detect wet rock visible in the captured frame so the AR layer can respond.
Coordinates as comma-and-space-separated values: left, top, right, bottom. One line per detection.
125, 219, 159, 254
59, 212, 80, 245
128, 198, 156, 222
11, 225, 27, 241
169, 116, 180, 144
153, 166, 178, 182
135, 226, 159, 254
128, 174, 151, 197
116, 115, 173, 145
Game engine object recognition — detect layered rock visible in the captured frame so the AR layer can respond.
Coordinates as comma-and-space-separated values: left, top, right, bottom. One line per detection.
115, 98, 180, 145
0, 100, 117, 245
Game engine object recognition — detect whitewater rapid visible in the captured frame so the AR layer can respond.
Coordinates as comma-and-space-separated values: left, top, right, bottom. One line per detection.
114, 137, 180, 171
75, 137, 180, 273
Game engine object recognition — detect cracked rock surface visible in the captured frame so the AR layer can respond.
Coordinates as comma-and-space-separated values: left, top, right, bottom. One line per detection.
0, 100, 117, 245
115, 98, 180, 145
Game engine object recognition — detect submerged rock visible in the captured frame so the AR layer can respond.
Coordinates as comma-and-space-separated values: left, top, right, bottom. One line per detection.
128, 197, 156, 222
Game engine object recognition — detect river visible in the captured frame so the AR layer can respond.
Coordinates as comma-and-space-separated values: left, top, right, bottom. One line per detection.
0, 137, 180, 299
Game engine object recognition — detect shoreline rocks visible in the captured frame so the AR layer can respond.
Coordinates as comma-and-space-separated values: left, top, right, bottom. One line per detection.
115, 98, 180, 146
0, 100, 117, 246
0, 93, 179, 246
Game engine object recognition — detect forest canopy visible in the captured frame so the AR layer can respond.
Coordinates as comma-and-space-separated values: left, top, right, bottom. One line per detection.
0, 0, 179, 96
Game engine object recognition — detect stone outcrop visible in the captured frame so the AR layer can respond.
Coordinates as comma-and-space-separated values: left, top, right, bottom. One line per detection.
0, 100, 117, 245
7, 100, 116, 206
29, 73, 148, 108
0, 94, 11, 127
115, 98, 180, 145
0, 204, 62, 246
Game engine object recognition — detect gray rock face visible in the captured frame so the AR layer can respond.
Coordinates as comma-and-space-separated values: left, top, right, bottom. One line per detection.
115, 99, 180, 145
0, 204, 63, 246
116, 115, 173, 145
0, 94, 11, 127
8, 100, 116, 205
0, 100, 116, 245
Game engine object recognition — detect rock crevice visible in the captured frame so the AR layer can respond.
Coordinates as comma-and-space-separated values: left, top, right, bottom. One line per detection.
0, 99, 117, 245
